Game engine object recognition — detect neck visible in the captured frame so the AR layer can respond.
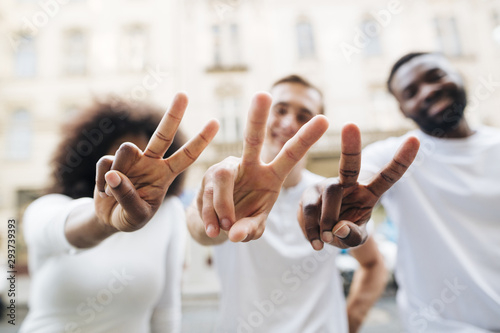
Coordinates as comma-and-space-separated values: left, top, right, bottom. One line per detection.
283, 160, 304, 188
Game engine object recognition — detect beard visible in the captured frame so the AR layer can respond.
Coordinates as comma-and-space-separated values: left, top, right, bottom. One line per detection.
411, 86, 467, 136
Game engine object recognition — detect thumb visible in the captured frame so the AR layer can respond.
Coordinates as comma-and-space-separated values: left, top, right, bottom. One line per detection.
332, 220, 367, 248
105, 171, 152, 231
227, 215, 266, 243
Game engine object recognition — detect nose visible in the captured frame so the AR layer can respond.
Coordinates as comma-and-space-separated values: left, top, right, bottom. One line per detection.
420, 84, 443, 107
280, 114, 300, 134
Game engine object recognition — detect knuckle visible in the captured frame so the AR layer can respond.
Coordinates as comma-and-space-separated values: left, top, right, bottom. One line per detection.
182, 146, 196, 161
284, 148, 300, 162
324, 183, 341, 197
96, 156, 112, 168
203, 186, 214, 197
118, 185, 136, 202
116, 142, 138, 157
380, 171, 396, 184
304, 224, 318, 233
245, 135, 262, 147
303, 203, 319, 217
213, 167, 233, 181
339, 168, 359, 179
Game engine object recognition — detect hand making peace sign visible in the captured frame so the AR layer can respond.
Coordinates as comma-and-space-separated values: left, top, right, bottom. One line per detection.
298, 123, 420, 249
94, 92, 219, 232
197, 92, 329, 242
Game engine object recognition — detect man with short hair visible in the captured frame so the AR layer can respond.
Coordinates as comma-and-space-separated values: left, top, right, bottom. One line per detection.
187, 75, 417, 332
300, 53, 500, 332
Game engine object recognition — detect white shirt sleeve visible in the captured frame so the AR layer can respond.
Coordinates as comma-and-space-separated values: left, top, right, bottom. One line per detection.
150, 197, 187, 333
23, 194, 91, 273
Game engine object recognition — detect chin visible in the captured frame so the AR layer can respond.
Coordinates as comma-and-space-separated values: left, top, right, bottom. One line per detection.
419, 95, 466, 135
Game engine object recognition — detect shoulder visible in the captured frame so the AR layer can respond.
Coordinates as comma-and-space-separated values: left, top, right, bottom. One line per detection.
363, 130, 417, 155
362, 130, 418, 166
24, 194, 72, 223
475, 126, 500, 144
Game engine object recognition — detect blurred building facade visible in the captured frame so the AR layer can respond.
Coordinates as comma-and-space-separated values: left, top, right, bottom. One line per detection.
1, 0, 499, 289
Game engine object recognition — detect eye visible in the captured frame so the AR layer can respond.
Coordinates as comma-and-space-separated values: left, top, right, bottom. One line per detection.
403, 87, 417, 100
428, 69, 446, 82
275, 106, 287, 115
297, 113, 313, 124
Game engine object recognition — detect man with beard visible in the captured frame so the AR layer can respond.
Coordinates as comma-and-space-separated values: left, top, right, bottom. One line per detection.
298, 52, 500, 332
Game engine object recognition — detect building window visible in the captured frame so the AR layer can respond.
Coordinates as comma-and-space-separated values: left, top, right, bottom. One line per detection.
120, 25, 147, 72
296, 21, 316, 59
212, 25, 222, 66
63, 30, 87, 75
493, 11, 500, 45
210, 23, 242, 68
6, 109, 32, 160
14, 34, 36, 77
434, 17, 463, 57
361, 19, 382, 56
228, 23, 241, 64
493, 10, 500, 26
218, 96, 242, 142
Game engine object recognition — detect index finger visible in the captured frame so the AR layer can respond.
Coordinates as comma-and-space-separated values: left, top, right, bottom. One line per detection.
270, 115, 329, 177
366, 136, 420, 197
241, 92, 272, 165
339, 123, 362, 187
144, 92, 188, 159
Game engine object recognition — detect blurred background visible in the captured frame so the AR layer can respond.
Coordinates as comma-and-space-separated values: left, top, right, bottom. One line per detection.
1, 0, 499, 331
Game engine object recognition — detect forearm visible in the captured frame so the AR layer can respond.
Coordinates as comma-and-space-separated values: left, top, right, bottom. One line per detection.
186, 202, 227, 246
346, 251, 388, 333
64, 201, 118, 249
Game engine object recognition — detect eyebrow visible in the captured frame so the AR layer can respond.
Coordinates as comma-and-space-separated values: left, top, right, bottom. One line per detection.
400, 66, 441, 95
274, 102, 314, 116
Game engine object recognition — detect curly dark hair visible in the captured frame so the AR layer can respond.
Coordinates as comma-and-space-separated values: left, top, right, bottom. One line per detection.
47, 97, 186, 199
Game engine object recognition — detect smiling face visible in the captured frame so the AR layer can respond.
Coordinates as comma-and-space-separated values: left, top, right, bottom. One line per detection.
389, 54, 467, 135
263, 82, 323, 161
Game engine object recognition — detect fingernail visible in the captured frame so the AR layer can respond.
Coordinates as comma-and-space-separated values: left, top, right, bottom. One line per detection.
334, 224, 350, 239
322, 231, 333, 243
220, 218, 232, 230
206, 225, 215, 236
99, 191, 108, 199
312, 239, 323, 251
105, 185, 112, 197
106, 172, 121, 188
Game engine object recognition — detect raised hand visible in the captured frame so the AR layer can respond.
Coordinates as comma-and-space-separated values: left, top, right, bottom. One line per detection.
95, 92, 219, 232
298, 123, 420, 249
198, 92, 329, 242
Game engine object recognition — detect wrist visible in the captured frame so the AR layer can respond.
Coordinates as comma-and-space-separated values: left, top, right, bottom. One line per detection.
94, 214, 119, 238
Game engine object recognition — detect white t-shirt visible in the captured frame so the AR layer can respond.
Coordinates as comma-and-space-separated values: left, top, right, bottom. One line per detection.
213, 170, 347, 333
361, 127, 500, 333
20, 194, 186, 333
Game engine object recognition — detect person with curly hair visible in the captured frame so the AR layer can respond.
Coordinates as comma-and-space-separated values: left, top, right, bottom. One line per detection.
20, 93, 219, 333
